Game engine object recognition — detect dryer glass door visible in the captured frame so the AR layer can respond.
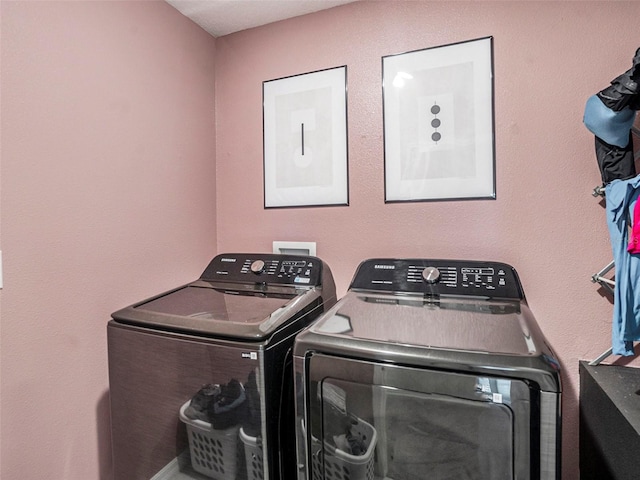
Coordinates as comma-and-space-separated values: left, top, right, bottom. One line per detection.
304, 354, 535, 480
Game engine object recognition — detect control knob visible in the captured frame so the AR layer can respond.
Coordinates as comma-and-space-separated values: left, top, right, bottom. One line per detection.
250, 260, 266, 274
422, 266, 440, 284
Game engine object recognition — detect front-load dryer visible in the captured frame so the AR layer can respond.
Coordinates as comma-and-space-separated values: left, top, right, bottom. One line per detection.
294, 258, 561, 480
108, 253, 336, 480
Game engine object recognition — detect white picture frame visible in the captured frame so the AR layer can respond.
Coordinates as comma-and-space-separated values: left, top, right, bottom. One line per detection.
263, 66, 348, 208
383, 37, 496, 202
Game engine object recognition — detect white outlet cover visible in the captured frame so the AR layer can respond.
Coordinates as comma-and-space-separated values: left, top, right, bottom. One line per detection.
272, 241, 316, 256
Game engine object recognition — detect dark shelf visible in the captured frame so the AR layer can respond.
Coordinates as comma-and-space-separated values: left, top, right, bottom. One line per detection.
579, 361, 640, 480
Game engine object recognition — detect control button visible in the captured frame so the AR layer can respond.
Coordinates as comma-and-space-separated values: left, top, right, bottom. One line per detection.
422, 266, 440, 284
250, 260, 265, 274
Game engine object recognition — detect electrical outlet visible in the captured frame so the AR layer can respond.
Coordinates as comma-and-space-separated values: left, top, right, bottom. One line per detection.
272, 241, 316, 256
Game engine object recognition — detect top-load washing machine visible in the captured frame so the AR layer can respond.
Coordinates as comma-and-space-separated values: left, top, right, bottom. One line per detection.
293, 258, 561, 480
107, 253, 336, 480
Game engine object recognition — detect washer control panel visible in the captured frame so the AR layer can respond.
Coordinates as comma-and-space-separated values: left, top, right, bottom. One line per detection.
349, 259, 524, 300
201, 253, 322, 286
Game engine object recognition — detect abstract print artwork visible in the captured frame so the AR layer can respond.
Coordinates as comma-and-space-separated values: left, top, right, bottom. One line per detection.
383, 37, 495, 202
263, 66, 348, 208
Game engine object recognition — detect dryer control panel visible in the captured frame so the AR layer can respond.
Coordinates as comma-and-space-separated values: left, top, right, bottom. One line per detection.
349, 259, 524, 300
201, 253, 323, 286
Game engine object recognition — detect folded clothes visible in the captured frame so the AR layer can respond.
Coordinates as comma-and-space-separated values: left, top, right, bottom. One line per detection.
210, 379, 247, 430
184, 384, 221, 422
184, 379, 247, 430
332, 428, 367, 456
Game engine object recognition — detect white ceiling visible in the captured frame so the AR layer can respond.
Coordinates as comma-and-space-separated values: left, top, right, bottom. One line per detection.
165, 0, 359, 37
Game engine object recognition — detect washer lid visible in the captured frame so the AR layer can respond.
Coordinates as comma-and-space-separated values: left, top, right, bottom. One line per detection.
296, 291, 561, 392
305, 292, 540, 356
112, 282, 322, 340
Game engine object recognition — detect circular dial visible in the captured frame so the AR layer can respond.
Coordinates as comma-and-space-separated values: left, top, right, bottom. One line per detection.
250, 260, 266, 274
422, 266, 440, 284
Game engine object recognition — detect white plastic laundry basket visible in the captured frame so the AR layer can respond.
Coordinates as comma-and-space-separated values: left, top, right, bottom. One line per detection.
240, 427, 264, 480
179, 400, 240, 480
307, 416, 377, 480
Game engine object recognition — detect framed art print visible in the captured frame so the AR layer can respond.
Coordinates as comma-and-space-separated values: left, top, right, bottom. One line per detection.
263, 66, 348, 208
383, 37, 495, 202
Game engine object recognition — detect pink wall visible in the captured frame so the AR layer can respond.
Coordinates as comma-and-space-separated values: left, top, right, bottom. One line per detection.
1, 2, 217, 478
215, 2, 640, 478
2, 1, 639, 479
